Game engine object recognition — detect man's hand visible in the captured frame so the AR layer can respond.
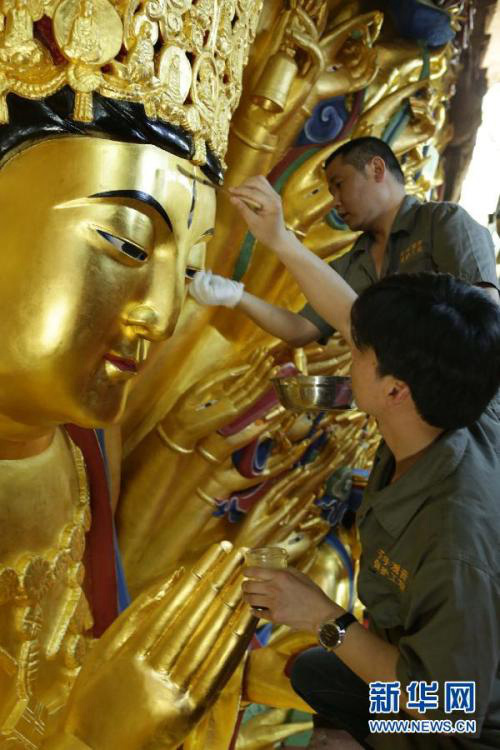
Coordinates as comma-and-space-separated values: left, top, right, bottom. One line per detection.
189, 270, 244, 308
230, 176, 357, 344
242, 566, 343, 632
229, 177, 290, 252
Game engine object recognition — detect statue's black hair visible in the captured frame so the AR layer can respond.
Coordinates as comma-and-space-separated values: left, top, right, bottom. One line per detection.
0, 87, 223, 184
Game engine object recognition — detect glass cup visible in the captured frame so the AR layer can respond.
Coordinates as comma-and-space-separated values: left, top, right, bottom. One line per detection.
245, 546, 288, 570
244, 546, 288, 614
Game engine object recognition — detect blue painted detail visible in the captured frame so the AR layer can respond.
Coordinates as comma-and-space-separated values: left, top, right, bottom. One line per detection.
297, 96, 348, 146
382, 103, 411, 145
384, 0, 454, 47
255, 623, 274, 647
298, 431, 329, 466
325, 532, 356, 612
113, 526, 132, 611
232, 438, 274, 474
254, 438, 273, 472
95, 428, 111, 488
347, 484, 364, 513
94, 428, 131, 611
304, 412, 325, 440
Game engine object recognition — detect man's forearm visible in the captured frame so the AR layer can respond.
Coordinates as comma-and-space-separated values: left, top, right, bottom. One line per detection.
237, 291, 320, 346
317, 610, 421, 719
228, 177, 356, 343
316, 609, 421, 720
271, 230, 356, 344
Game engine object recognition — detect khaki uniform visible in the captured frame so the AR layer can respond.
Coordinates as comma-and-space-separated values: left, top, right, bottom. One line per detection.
358, 398, 500, 748
300, 196, 499, 338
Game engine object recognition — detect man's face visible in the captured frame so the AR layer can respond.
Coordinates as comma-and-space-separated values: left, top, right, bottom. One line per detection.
325, 156, 380, 231
350, 344, 386, 417
0, 137, 215, 429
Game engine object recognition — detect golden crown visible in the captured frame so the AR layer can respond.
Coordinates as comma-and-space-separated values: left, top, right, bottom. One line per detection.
0, 0, 262, 165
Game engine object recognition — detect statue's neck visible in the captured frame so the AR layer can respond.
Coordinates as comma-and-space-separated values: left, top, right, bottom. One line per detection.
0, 426, 83, 559
0, 414, 55, 459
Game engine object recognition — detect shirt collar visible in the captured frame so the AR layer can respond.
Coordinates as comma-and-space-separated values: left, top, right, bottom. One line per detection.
359, 427, 468, 539
352, 195, 421, 255
390, 194, 421, 236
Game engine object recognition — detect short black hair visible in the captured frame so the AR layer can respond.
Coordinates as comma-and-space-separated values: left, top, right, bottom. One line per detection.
325, 136, 405, 185
351, 273, 500, 430
0, 87, 223, 183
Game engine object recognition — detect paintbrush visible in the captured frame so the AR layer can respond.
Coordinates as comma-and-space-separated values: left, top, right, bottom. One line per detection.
177, 165, 263, 212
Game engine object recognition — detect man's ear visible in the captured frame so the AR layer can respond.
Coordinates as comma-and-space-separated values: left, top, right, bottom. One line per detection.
386, 378, 411, 405
370, 156, 386, 183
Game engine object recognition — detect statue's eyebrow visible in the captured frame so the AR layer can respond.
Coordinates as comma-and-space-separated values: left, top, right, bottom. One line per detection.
90, 190, 173, 232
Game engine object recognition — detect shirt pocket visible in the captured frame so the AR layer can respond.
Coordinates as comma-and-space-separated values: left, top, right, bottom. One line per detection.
358, 567, 404, 630
398, 243, 434, 274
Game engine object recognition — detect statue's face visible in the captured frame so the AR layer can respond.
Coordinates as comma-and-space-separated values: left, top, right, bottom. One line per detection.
0, 136, 215, 429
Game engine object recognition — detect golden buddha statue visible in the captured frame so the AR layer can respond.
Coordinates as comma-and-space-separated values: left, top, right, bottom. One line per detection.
0, 0, 262, 747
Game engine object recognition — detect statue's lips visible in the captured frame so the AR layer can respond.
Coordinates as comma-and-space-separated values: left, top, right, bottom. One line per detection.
104, 353, 138, 373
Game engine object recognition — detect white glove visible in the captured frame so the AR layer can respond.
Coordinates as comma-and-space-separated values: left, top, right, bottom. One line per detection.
189, 270, 244, 308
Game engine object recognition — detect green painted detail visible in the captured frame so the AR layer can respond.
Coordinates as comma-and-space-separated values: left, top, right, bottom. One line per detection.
274, 148, 318, 194
382, 43, 429, 146
231, 148, 318, 281
419, 42, 430, 80
325, 209, 349, 231
232, 231, 256, 281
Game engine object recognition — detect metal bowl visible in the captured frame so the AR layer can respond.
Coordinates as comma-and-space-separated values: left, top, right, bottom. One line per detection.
271, 375, 354, 412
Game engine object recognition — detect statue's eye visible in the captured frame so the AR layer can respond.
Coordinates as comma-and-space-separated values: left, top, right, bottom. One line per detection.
97, 229, 148, 262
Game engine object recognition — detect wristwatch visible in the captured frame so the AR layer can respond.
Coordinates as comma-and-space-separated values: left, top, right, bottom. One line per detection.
318, 612, 357, 651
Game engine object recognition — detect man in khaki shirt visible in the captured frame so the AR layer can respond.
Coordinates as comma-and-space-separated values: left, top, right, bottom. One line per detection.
222, 176, 500, 749
190, 137, 499, 337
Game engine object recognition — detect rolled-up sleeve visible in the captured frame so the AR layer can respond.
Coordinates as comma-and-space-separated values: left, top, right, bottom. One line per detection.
396, 556, 499, 731
431, 204, 499, 290
298, 301, 336, 339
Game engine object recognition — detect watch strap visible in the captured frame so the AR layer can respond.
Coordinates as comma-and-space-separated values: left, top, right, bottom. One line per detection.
335, 612, 357, 631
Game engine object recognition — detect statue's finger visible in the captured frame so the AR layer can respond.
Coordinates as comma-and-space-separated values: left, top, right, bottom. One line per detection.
200, 363, 251, 393
235, 353, 275, 399
147, 546, 244, 672
232, 353, 272, 399
87, 568, 183, 662
139, 542, 232, 656
168, 573, 245, 688
189, 602, 256, 704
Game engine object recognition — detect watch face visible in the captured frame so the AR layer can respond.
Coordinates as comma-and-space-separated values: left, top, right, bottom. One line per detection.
319, 621, 341, 649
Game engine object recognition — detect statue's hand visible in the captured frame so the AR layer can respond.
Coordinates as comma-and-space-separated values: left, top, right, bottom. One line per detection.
236, 707, 313, 749
304, 335, 352, 376
197, 405, 286, 465
61, 543, 255, 750
159, 349, 275, 451
233, 464, 319, 549
202, 437, 309, 500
